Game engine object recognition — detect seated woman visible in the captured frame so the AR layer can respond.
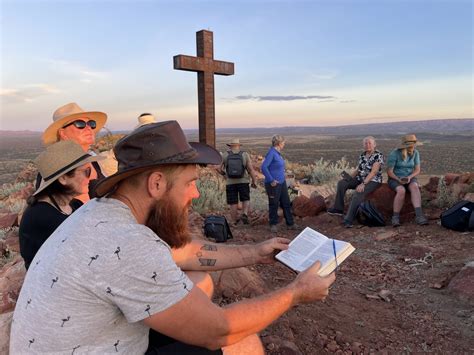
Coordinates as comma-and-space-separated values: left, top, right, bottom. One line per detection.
387, 134, 428, 227
261, 134, 298, 233
327, 136, 384, 228
19, 140, 104, 269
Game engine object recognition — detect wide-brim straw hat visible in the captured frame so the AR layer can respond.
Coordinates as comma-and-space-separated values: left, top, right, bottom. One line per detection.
226, 138, 242, 147
135, 113, 157, 129
94, 120, 222, 197
42, 102, 107, 146
34, 140, 105, 196
399, 134, 423, 149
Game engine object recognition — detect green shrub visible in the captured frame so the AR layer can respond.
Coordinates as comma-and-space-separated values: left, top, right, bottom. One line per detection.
192, 175, 227, 214
0, 182, 29, 200
435, 178, 459, 209
0, 199, 26, 213
250, 186, 269, 212
308, 158, 354, 186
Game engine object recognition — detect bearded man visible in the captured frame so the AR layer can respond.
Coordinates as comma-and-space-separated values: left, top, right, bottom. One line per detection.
11, 121, 335, 354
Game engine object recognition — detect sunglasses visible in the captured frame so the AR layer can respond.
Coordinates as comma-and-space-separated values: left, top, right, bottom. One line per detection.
63, 120, 97, 130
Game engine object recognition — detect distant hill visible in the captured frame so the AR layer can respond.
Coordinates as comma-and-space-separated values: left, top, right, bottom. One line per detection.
0, 130, 42, 137
1, 118, 472, 137
213, 119, 474, 136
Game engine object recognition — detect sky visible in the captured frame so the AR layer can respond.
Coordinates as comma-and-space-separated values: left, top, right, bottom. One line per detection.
0, 0, 472, 131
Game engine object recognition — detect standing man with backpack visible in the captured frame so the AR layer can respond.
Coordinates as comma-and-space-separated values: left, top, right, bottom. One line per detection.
222, 138, 258, 226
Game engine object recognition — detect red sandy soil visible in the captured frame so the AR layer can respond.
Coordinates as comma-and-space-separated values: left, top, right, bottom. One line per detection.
221, 213, 473, 354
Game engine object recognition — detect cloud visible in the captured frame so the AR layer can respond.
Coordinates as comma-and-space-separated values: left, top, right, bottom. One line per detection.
310, 69, 339, 80
339, 99, 356, 103
234, 94, 336, 102
0, 84, 60, 103
43, 58, 107, 82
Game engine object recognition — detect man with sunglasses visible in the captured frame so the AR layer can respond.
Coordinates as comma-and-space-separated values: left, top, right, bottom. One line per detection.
40, 102, 115, 200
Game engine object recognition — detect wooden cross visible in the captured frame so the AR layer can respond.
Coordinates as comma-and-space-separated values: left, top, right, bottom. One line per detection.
174, 30, 234, 147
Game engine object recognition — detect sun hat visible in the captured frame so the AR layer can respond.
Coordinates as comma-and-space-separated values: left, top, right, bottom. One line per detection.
34, 140, 105, 196
399, 134, 422, 149
226, 138, 241, 147
135, 113, 157, 129
94, 120, 222, 197
42, 102, 107, 146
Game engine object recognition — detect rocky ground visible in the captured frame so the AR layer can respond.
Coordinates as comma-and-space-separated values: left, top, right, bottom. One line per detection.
229, 215, 473, 354
1, 169, 473, 354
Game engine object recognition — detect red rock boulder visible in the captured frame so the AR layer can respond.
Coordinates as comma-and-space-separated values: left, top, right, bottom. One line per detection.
211, 267, 267, 298
365, 183, 414, 220
0, 213, 18, 229
0, 255, 26, 314
448, 261, 474, 305
292, 195, 326, 217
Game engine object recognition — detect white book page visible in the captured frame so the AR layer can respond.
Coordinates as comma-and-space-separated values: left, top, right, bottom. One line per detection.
275, 227, 328, 272
298, 238, 349, 271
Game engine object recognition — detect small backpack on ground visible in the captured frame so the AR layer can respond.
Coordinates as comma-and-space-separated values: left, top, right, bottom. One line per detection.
204, 216, 233, 242
440, 200, 474, 232
357, 201, 386, 227
226, 151, 245, 178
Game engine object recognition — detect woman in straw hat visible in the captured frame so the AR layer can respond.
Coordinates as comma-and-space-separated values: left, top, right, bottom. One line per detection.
19, 140, 104, 269
39, 102, 112, 201
387, 134, 428, 227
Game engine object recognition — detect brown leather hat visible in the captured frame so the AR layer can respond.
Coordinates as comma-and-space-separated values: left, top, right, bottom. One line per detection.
94, 120, 222, 197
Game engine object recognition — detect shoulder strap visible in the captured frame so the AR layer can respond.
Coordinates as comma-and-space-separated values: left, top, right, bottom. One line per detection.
92, 161, 106, 179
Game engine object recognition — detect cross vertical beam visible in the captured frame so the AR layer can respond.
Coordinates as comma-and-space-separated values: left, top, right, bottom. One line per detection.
174, 30, 234, 147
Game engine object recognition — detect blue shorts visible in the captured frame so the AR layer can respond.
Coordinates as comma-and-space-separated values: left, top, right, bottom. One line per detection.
388, 177, 418, 191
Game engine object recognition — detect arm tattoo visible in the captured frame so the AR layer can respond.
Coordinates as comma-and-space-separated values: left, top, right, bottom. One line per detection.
199, 258, 217, 267
200, 244, 217, 251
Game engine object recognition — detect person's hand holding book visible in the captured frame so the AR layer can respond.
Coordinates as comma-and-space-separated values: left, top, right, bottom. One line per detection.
289, 261, 336, 304
254, 237, 290, 264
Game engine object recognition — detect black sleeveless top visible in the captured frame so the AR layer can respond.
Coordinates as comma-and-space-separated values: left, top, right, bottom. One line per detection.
19, 199, 83, 269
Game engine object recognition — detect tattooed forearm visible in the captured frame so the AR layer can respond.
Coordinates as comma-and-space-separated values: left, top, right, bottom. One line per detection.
200, 244, 217, 251
199, 258, 217, 267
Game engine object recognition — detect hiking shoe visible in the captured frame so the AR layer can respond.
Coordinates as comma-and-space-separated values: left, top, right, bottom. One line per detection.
416, 215, 428, 226
287, 223, 300, 230
327, 208, 344, 216
270, 225, 278, 233
343, 220, 353, 228
391, 215, 401, 227
241, 213, 249, 225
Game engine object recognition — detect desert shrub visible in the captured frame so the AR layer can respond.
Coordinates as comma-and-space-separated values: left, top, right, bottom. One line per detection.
308, 158, 354, 186
467, 182, 474, 193
435, 178, 459, 209
192, 174, 227, 214
0, 199, 26, 213
94, 130, 124, 152
0, 182, 29, 200
250, 185, 269, 212
286, 161, 312, 180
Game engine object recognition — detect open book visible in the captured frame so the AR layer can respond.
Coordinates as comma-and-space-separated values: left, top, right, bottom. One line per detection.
275, 227, 355, 276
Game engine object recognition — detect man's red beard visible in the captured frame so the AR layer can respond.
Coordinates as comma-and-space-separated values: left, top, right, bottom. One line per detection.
146, 197, 192, 248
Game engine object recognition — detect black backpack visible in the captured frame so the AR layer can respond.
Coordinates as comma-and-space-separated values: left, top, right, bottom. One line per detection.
440, 200, 474, 232
204, 216, 233, 243
226, 151, 245, 178
357, 201, 386, 227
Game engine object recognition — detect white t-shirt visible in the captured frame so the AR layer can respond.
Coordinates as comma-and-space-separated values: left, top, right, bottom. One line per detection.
10, 198, 192, 354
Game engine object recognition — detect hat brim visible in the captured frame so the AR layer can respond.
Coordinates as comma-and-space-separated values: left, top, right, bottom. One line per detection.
226, 143, 242, 147
34, 154, 106, 196
42, 111, 107, 146
94, 142, 223, 197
